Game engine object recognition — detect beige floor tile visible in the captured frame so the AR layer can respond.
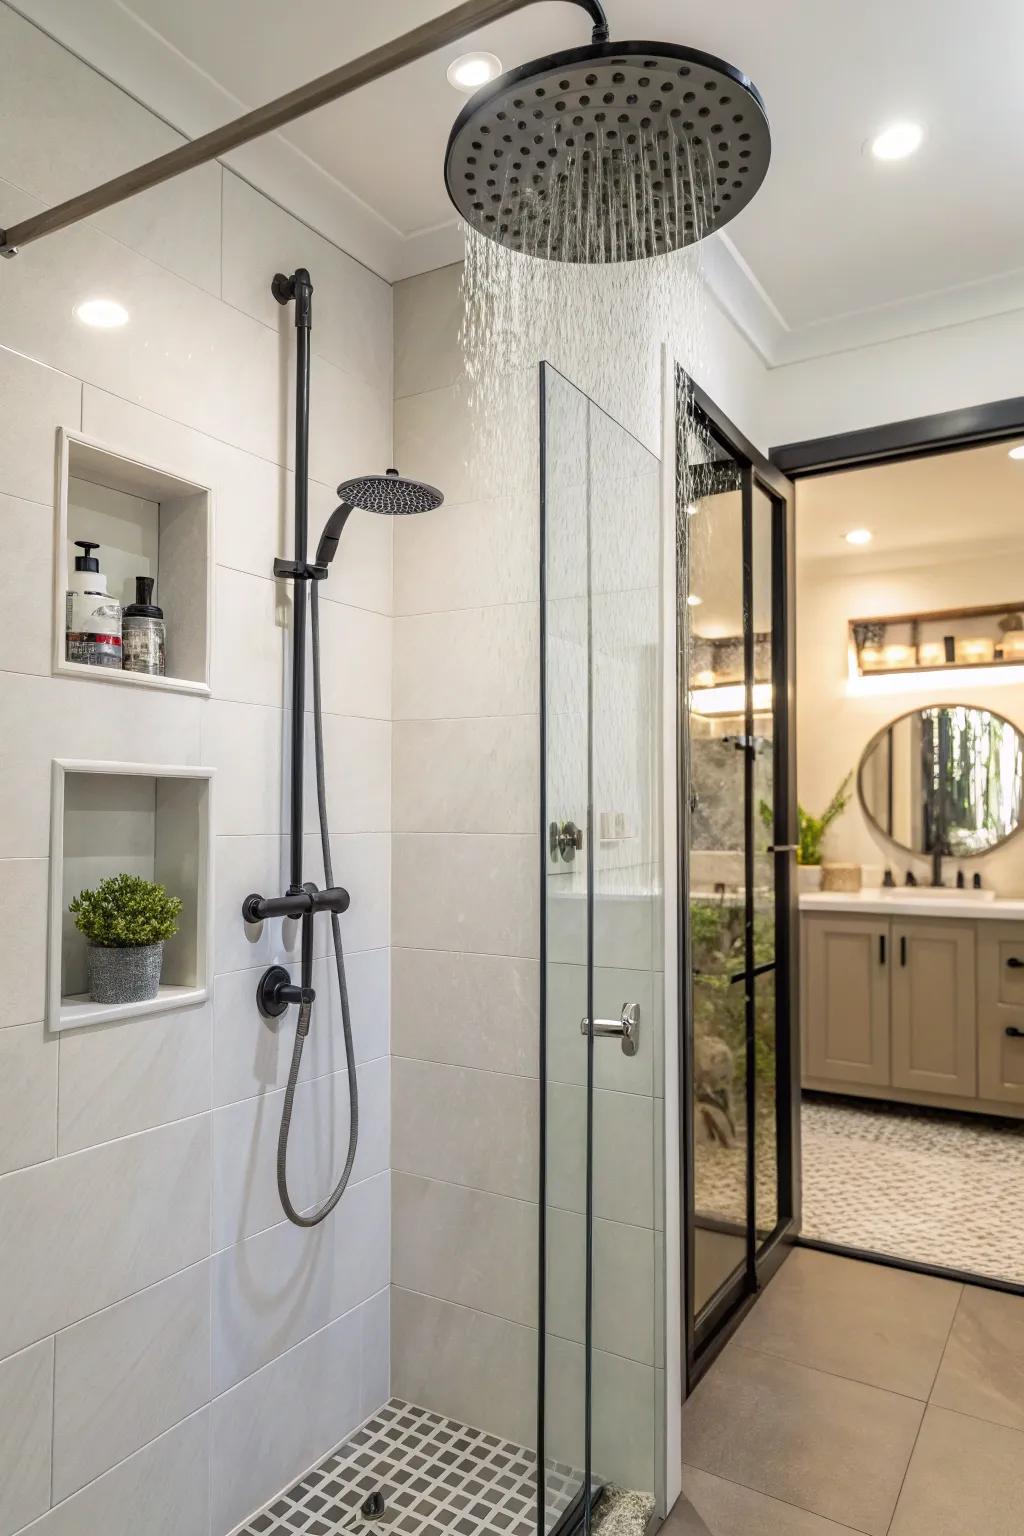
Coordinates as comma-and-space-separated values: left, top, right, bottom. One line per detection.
682, 1343, 923, 1535
736, 1248, 961, 1398
679, 1467, 860, 1534
930, 1284, 1024, 1431
889, 1405, 1024, 1536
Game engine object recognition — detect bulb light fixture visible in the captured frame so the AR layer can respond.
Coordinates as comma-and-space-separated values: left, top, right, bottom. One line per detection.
446, 52, 502, 92
870, 121, 924, 161
844, 528, 873, 546
74, 297, 130, 328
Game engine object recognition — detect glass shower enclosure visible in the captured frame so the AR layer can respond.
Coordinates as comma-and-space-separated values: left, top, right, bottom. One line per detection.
538, 364, 666, 1531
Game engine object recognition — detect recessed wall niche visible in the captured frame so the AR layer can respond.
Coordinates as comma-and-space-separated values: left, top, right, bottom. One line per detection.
54, 428, 213, 694
48, 759, 214, 1032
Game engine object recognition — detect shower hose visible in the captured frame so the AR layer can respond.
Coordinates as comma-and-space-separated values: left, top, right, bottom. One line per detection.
276, 581, 358, 1226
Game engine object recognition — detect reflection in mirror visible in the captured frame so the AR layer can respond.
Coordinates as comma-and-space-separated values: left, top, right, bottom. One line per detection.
858, 704, 1024, 857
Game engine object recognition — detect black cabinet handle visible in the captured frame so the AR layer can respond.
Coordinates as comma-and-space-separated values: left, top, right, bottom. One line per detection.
879, 934, 886, 965
1008, 957, 1024, 969
900, 935, 907, 967
1006, 1026, 1024, 1039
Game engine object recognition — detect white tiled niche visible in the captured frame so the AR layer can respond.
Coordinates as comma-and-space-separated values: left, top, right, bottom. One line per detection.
54, 428, 213, 695
48, 758, 214, 1032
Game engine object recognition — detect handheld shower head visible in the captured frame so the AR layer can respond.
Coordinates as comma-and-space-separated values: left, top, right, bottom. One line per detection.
315, 468, 444, 568
444, 40, 770, 263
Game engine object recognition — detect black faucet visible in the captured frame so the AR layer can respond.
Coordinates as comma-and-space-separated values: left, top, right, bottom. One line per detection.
931, 842, 945, 888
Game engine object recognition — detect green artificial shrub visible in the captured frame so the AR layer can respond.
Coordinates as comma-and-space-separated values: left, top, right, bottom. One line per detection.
70, 873, 182, 948
759, 772, 852, 866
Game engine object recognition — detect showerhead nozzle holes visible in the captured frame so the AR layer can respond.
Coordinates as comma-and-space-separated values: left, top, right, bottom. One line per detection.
337, 468, 445, 517
444, 39, 770, 263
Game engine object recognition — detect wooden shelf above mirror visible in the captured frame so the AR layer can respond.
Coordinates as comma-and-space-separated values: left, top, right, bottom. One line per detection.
849, 601, 1024, 679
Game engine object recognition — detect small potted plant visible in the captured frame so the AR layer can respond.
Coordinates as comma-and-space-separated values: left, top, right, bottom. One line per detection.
760, 773, 852, 891
70, 873, 183, 1005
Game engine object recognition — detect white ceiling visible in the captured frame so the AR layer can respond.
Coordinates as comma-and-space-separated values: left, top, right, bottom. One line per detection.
797, 439, 1024, 568
13, 0, 1024, 363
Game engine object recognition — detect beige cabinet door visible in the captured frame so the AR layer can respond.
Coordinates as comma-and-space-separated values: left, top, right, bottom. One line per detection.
891, 920, 976, 1098
978, 921, 1024, 1106
804, 915, 890, 1087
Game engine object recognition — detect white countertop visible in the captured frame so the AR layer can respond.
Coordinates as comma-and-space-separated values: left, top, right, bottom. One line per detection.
800, 890, 1024, 921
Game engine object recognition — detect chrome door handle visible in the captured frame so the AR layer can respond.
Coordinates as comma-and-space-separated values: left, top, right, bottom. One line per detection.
767, 844, 798, 853
580, 1002, 640, 1057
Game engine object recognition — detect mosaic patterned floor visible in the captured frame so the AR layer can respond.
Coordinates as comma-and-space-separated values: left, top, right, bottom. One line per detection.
239, 1399, 583, 1536
801, 1095, 1024, 1284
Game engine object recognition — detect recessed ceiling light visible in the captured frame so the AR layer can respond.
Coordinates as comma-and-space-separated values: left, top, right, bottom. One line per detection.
844, 528, 873, 546
446, 52, 502, 93
74, 297, 129, 328
687, 593, 703, 607
870, 121, 924, 162
685, 502, 698, 517
1008, 445, 1024, 461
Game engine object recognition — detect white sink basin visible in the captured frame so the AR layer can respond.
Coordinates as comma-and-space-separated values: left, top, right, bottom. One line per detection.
878, 885, 996, 902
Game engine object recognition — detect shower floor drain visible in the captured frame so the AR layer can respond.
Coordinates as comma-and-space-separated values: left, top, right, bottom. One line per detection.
239, 1398, 583, 1536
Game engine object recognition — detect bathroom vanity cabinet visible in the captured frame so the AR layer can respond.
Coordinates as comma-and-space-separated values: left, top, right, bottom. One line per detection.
801, 899, 1024, 1118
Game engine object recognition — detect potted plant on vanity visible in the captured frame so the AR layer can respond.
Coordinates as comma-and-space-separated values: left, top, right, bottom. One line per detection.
760, 773, 853, 892
70, 873, 183, 1005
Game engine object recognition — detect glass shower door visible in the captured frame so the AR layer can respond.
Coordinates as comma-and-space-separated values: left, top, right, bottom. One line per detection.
540, 365, 664, 1533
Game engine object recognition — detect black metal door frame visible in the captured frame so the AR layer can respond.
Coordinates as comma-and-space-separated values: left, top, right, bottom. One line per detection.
677, 372, 799, 1390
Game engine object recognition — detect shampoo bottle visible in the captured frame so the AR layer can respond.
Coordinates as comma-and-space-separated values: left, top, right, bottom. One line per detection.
122, 575, 166, 676
66, 541, 122, 669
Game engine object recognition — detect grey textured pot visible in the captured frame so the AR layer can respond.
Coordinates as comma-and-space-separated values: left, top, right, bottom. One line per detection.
87, 942, 164, 1005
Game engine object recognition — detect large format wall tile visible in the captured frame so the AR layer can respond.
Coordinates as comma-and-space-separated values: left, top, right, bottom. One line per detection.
392, 833, 537, 957
222, 172, 393, 396
57, 1002, 212, 1155
391, 1287, 536, 1449
0, 1023, 57, 1177
212, 1168, 388, 1394
394, 493, 538, 614
21, 1410, 209, 1536
547, 1208, 656, 1367
394, 264, 465, 400
393, 605, 538, 720
392, 1058, 538, 1202
203, 701, 287, 838
546, 1333, 655, 1495
52, 1261, 211, 1501
392, 1172, 537, 1327
213, 946, 389, 1109
210, 1308, 363, 1536
0, 1114, 210, 1360
0, 493, 53, 676
212, 1057, 389, 1250
0, 344, 80, 505
546, 1081, 655, 1228
392, 716, 538, 835
0, 1337, 53, 1536
391, 947, 537, 1077
0, 859, 48, 1030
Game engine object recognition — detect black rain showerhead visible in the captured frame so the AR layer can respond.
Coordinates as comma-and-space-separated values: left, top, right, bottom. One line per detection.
315, 469, 444, 568
444, 40, 770, 263
337, 468, 445, 517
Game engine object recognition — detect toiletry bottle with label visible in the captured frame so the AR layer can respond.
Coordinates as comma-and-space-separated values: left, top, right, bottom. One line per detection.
122, 575, 166, 676
66, 541, 122, 669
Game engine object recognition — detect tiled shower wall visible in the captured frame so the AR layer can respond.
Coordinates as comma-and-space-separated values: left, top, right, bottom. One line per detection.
0, 7, 393, 1533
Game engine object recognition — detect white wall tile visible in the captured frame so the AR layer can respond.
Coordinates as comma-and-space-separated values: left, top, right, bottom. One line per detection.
391, 948, 537, 1078
394, 493, 538, 614
0, 7, 221, 295
392, 1172, 537, 1327
392, 833, 537, 957
0, 673, 202, 860
0, 1022, 56, 1176
0, 344, 80, 504
210, 1309, 363, 1536
311, 599, 392, 720
392, 1058, 537, 1203
203, 701, 286, 837
0, 1114, 210, 1359
394, 266, 465, 400
392, 716, 538, 834
297, 712, 391, 836
545, 1335, 655, 1495
20, 1410, 209, 1536
393, 605, 538, 720
391, 1288, 535, 1449
305, 352, 392, 494
0, 494, 54, 675
213, 946, 388, 1109
213, 834, 299, 976
359, 1286, 391, 1421
212, 1169, 388, 1393
0, 1337, 52, 1536
221, 173, 393, 396
0, 859, 48, 1030
52, 1261, 211, 1501
57, 1001, 212, 1155
213, 568, 288, 709
546, 1082, 655, 1228
212, 1057, 388, 1250
546, 1209, 656, 1366
310, 480, 393, 616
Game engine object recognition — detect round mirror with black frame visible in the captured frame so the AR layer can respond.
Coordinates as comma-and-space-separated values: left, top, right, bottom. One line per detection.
858, 703, 1024, 858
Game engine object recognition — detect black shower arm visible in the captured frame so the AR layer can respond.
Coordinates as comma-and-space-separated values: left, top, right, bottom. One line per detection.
0, 0, 609, 257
